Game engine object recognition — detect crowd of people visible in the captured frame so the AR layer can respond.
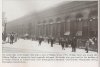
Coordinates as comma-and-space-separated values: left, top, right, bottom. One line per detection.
2, 32, 18, 44
37, 36, 98, 53
2, 32, 98, 53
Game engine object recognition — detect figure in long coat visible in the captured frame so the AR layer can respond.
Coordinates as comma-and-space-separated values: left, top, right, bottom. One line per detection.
61, 38, 65, 50
65, 38, 68, 48
85, 40, 90, 53
48, 37, 50, 44
38, 36, 43, 46
10, 33, 14, 44
50, 37, 55, 47
71, 37, 77, 52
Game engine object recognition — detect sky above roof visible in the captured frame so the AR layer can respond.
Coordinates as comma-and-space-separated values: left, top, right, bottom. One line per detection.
3, 0, 70, 22
3, 0, 97, 22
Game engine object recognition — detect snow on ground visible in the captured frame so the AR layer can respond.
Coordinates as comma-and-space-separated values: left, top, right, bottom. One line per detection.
2, 39, 97, 53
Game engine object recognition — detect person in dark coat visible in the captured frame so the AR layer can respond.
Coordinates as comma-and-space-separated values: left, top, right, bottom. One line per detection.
48, 37, 50, 44
2, 33, 4, 41
68, 38, 72, 45
50, 37, 55, 47
71, 37, 77, 52
38, 36, 43, 46
85, 39, 90, 53
10, 33, 14, 44
61, 38, 65, 50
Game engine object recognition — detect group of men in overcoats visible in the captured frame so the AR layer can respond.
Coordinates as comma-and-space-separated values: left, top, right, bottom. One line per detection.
58, 36, 77, 51
38, 36, 77, 52
37, 35, 97, 53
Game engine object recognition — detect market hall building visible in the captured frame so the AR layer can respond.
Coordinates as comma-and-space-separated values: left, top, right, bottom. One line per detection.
6, 1, 98, 39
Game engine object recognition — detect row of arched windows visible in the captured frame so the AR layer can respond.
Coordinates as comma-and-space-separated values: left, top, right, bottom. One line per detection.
36, 9, 98, 38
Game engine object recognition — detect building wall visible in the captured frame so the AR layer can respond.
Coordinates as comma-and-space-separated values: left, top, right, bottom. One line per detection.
6, 1, 98, 38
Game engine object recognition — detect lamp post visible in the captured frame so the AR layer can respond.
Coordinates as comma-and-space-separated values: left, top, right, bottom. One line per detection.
4, 22, 7, 34
3, 17, 7, 41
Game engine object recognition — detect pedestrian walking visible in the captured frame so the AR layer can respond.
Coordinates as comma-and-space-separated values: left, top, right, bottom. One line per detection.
38, 36, 43, 46
10, 33, 14, 44
65, 38, 68, 48
61, 38, 65, 50
48, 37, 50, 44
71, 37, 77, 52
50, 37, 55, 47
2, 33, 4, 41
85, 39, 90, 53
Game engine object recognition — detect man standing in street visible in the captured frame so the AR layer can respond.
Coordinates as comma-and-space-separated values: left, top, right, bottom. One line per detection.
10, 32, 14, 44
50, 37, 55, 47
61, 38, 65, 50
38, 36, 43, 46
71, 36, 77, 52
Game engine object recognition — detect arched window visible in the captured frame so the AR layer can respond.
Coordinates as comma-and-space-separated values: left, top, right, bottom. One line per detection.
89, 10, 98, 18
49, 19, 53, 24
88, 10, 98, 37
43, 20, 46, 24
76, 13, 83, 19
75, 13, 83, 36
56, 17, 61, 23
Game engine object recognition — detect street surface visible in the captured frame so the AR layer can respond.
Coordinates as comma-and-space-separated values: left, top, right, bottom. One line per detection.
2, 39, 97, 53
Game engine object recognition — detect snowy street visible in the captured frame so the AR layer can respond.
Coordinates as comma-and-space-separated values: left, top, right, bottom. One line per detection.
2, 39, 97, 53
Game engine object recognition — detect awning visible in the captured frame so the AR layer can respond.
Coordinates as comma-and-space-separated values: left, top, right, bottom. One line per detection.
76, 31, 82, 36
24, 34, 29, 36
64, 32, 70, 35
